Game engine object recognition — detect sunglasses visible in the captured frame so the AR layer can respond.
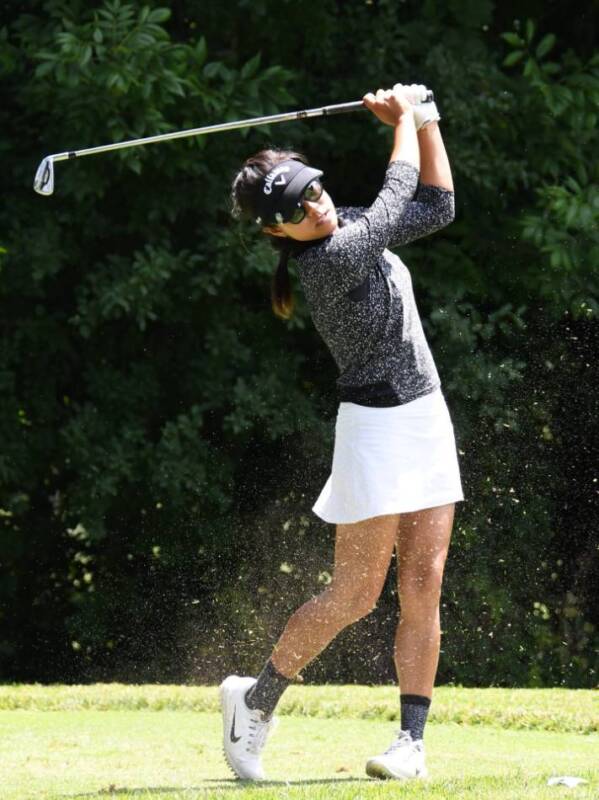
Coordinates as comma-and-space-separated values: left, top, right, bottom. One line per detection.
286, 179, 325, 224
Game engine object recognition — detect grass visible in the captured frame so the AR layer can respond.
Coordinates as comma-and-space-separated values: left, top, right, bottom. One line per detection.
0, 684, 597, 799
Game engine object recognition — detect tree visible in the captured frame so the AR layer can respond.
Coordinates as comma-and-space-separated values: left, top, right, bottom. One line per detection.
0, 0, 597, 686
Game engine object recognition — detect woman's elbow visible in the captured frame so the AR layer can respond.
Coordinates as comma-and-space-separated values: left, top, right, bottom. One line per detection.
440, 192, 455, 227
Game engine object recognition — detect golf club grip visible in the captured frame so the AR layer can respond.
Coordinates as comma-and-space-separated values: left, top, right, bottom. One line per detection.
323, 91, 434, 116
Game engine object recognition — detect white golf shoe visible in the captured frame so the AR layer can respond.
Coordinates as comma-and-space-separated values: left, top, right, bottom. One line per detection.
219, 674, 279, 781
365, 729, 428, 780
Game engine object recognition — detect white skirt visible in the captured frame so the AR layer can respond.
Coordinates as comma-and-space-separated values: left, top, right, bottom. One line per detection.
312, 387, 464, 524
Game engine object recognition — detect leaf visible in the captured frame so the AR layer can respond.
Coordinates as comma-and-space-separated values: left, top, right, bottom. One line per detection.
145, 23, 169, 40
34, 50, 56, 61
203, 61, 221, 79
575, 162, 588, 185
542, 62, 560, 75
194, 36, 207, 66
549, 249, 562, 269
241, 52, 261, 80
565, 204, 578, 228
525, 19, 535, 44
134, 32, 155, 46
35, 61, 55, 78
503, 50, 524, 67
501, 32, 524, 47
80, 44, 92, 67
148, 7, 171, 23
536, 33, 556, 59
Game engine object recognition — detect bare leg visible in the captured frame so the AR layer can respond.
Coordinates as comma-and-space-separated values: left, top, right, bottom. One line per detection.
270, 514, 401, 678
394, 503, 455, 697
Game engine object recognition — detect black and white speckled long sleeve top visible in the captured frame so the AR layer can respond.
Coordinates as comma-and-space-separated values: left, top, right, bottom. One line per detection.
294, 159, 455, 407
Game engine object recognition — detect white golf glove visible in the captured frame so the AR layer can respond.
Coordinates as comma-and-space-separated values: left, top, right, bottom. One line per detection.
393, 82, 441, 130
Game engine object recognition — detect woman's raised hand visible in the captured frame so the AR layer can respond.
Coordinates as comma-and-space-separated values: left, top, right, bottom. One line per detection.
362, 86, 414, 127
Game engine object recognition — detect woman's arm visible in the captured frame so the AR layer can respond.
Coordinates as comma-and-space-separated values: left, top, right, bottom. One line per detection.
418, 121, 453, 190
387, 121, 455, 248
389, 114, 420, 171
300, 87, 422, 296
317, 108, 421, 292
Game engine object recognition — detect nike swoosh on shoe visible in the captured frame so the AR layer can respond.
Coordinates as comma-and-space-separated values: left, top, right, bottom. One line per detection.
230, 708, 241, 743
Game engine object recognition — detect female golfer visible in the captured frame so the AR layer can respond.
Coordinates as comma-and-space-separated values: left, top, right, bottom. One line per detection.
221, 83, 463, 782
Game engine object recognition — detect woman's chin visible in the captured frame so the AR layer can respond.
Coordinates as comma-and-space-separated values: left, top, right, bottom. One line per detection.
324, 217, 338, 235
317, 210, 337, 234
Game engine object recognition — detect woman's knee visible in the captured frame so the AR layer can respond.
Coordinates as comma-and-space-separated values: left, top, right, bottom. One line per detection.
398, 566, 445, 613
327, 515, 398, 623
325, 583, 381, 624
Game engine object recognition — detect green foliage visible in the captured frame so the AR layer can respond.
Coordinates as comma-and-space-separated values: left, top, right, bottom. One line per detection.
0, 1, 597, 688
499, 19, 599, 316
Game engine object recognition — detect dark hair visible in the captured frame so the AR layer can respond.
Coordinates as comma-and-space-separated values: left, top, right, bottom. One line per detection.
230, 147, 311, 320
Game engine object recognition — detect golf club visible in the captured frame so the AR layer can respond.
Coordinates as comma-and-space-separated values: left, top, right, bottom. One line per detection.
33, 91, 434, 196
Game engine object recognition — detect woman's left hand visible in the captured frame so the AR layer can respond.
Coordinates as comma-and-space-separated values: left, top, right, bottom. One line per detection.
393, 84, 441, 131
393, 83, 429, 105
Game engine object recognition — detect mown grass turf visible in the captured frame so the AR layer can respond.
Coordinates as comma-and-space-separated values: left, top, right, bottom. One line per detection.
0, 685, 596, 800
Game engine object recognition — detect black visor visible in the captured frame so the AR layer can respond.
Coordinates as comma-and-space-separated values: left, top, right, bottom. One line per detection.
253, 159, 324, 225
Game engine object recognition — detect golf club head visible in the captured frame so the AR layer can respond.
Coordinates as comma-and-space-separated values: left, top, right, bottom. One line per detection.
33, 157, 54, 195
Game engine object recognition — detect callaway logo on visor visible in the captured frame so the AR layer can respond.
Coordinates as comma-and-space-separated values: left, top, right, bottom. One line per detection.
262, 165, 291, 195
254, 159, 324, 226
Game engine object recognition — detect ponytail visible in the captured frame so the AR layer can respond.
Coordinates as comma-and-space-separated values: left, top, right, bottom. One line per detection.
271, 245, 294, 320
230, 146, 312, 322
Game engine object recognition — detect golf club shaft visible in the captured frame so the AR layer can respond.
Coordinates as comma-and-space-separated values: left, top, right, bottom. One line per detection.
44, 101, 372, 165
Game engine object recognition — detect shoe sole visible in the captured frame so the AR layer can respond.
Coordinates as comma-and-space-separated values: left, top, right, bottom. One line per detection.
366, 759, 428, 780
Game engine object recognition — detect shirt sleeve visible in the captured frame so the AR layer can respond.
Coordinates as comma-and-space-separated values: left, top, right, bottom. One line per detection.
320, 159, 419, 292
338, 183, 455, 250
388, 183, 455, 248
